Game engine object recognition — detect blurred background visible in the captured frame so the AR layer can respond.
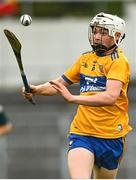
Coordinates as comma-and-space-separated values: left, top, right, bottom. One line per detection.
0, 0, 136, 178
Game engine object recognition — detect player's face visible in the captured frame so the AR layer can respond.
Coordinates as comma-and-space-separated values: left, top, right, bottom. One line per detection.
92, 26, 115, 48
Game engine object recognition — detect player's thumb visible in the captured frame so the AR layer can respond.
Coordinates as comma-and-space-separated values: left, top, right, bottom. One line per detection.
29, 84, 37, 94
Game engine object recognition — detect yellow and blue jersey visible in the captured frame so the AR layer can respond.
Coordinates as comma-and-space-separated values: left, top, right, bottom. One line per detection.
62, 48, 132, 138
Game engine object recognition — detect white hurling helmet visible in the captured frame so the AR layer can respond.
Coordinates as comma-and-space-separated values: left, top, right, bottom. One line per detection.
88, 12, 126, 52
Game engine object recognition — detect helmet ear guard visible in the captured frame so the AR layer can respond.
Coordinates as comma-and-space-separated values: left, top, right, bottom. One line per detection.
122, 33, 125, 39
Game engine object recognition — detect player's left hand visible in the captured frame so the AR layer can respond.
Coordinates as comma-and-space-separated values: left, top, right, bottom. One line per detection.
49, 81, 74, 102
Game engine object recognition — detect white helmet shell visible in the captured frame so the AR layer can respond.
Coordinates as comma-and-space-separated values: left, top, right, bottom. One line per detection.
89, 12, 125, 39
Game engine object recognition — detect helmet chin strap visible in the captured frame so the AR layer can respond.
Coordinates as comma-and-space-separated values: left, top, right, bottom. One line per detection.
91, 43, 116, 53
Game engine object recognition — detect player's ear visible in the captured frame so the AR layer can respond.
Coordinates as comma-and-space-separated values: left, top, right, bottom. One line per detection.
115, 32, 121, 41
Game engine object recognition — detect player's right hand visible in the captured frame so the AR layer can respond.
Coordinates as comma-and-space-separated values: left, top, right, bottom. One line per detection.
22, 85, 37, 100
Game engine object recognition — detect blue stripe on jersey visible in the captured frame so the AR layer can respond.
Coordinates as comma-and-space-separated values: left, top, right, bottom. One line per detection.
111, 50, 119, 60
61, 74, 73, 84
80, 74, 106, 92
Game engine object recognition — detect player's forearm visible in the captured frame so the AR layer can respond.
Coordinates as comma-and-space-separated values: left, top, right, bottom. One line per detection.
34, 82, 58, 96
70, 92, 117, 106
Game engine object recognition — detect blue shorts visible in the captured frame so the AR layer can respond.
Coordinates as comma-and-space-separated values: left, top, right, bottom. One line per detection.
68, 134, 124, 170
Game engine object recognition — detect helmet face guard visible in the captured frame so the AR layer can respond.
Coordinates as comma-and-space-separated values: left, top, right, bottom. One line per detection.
88, 25, 116, 53
88, 12, 125, 53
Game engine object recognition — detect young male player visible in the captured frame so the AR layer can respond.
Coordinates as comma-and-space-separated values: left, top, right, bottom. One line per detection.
22, 12, 132, 179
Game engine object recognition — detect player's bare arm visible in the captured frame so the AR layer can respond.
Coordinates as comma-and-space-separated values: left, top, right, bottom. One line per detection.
22, 76, 69, 99
50, 79, 123, 106
30, 77, 69, 96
